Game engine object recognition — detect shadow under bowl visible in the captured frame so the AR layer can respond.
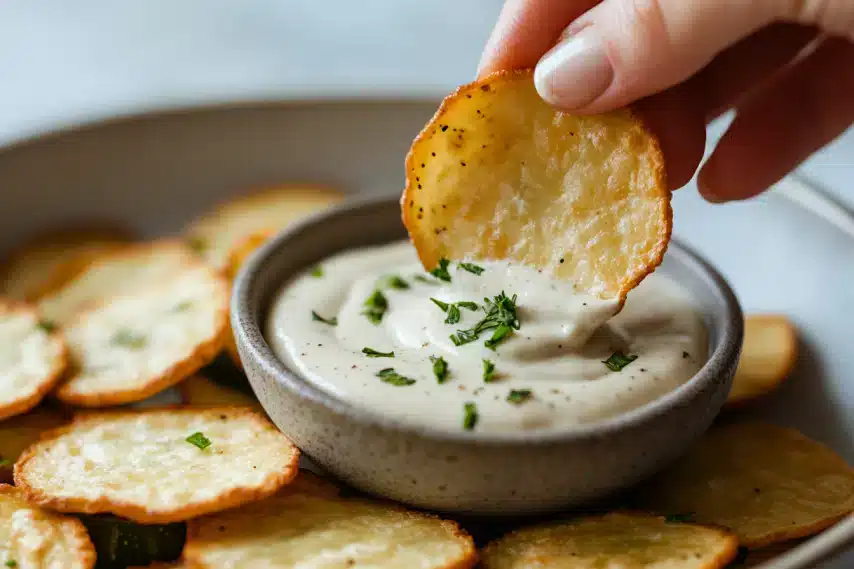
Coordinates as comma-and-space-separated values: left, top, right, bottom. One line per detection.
232, 194, 743, 516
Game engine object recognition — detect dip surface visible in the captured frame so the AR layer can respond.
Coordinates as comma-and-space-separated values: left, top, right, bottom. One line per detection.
266, 242, 707, 434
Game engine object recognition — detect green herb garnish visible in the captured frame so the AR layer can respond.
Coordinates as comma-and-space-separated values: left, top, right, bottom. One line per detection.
482, 359, 496, 383
376, 368, 416, 386
507, 389, 533, 405
463, 402, 479, 430
362, 289, 388, 324
0, 457, 10, 468
603, 351, 638, 372
6, 560, 17, 567
380, 275, 410, 290
311, 311, 338, 326
430, 258, 452, 282
430, 355, 448, 383
457, 301, 479, 311
310, 265, 324, 277
430, 298, 450, 311
186, 236, 207, 254
431, 298, 479, 325
186, 432, 212, 450
362, 347, 394, 358
36, 319, 57, 333
111, 329, 147, 349
664, 512, 695, 523
458, 262, 484, 275
413, 275, 438, 285
450, 291, 519, 348
172, 300, 193, 313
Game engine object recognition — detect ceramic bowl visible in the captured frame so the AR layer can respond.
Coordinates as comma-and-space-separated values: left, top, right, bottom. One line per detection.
232, 194, 743, 515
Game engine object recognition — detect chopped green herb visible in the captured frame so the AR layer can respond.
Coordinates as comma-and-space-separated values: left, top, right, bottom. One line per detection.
431, 298, 478, 325
186, 236, 207, 254
430, 258, 452, 282
463, 402, 478, 430
603, 351, 638, 372
482, 359, 497, 383
186, 432, 212, 450
450, 291, 519, 348
413, 274, 438, 285
458, 262, 485, 275
362, 289, 388, 324
457, 301, 479, 311
449, 329, 479, 347
311, 311, 338, 326
445, 304, 461, 324
484, 323, 513, 350
0, 457, 10, 468
310, 265, 324, 278
172, 300, 193, 313
665, 512, 695, 523
430, 355, 448, 383
6, 560, 17, 568
506, 389, 533, 405
36, 319, 57, 333
111, 329, 147, 349
377, 368, 416, 386
380, 275, 410, 290
430, 298, 450, 311
362, 347, 394, 358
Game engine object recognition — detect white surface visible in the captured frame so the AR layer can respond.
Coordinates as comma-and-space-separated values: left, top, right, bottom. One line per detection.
0, 0, 852, 208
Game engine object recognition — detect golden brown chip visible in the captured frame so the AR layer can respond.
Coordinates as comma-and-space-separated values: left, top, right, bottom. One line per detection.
481, 512, 738, 569
0, 407, 67, 484
0, 300, 68, 420
282, 470, 341, 499
402, 70, 670, 302
185, 184, 343, 271
178, 375, 262, 412
0, 224, 133, 302
14, 408, 300, 524
726, 315, 798, 407
185, 492, 477, 569
632, 422, 854, 548
0, 484, 96, 569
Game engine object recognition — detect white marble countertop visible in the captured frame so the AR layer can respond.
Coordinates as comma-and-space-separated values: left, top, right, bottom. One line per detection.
0, 0, 851, 203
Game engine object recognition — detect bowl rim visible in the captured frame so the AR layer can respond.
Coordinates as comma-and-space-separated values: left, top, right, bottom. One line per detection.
233, 193, 744, 446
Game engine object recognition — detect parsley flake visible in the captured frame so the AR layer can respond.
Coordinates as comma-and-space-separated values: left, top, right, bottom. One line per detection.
186, 236, 207, 254
376, 368, 415, 386
171, 301, 192, 313
603, 351, 638, 372
430, 355, 448, 383
311, 311, 338, 326
36, 319, 57, 333
458, 262, 484, 275
664, 512, 695, 523
310, 266, 324, 278
380, 275, 410, 290
186, 432, 212, 450
6, 560, 17, 568
450, 292, 519, 348
430, 258, 452, 282
457, 301, 479, 311
362, 289, 388, 324
111, 329, 147, 349
431, 298, 479, 325
463, 402, 479, 430
506, 389, 533, 405
362, 347, 394, 358
0, 457, 10, 468
482, 359, 497, 383
413, 275, 438, 285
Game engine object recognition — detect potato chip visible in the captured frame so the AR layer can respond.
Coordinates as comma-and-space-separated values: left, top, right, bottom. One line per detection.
178, 375, 261, 411
283, 470, 341, 499
0, 484, 96, 569
0, 224, 133, 302
185, 492, 477, 569
0, 301, 68, 420
185, 184, 343, 271
481, 512, 737, 569
56, 264, 228, 406
0, 407, 67, 484
726, 315, 798, 407
632, 422, 854, 548
402, 70, 670, 302
37, 240, 197, 325
15, 408, 299, 524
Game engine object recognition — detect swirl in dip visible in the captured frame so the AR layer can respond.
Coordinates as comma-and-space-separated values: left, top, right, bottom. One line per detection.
266, 241, 706, 434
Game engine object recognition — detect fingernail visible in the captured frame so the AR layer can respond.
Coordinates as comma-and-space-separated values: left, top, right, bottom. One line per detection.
697, 175, 728, 203
534, 28, 613, 109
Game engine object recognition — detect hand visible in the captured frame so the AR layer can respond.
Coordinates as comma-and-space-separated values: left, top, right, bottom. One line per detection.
478, 0, 854, 202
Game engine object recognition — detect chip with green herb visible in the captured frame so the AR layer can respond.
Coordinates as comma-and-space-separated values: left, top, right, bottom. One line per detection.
186, 432, 212, 450
463, 402, 479, 431
362, 347, 394, 358
507, 389, 533, 405
361, 289, 388, 324
430, 355, 449, 383
111, 329, 147, 349
376, 368, 416, 386
603, 351, 638, 372
311, 311, 338, 326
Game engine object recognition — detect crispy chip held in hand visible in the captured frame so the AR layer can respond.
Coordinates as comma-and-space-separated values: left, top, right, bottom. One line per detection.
402, 70, 670, 302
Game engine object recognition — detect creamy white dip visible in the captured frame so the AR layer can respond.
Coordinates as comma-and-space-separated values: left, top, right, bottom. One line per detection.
266, 241, 707, 434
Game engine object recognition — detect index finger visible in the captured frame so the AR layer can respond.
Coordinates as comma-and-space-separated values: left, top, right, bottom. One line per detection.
478, 0, 599, 76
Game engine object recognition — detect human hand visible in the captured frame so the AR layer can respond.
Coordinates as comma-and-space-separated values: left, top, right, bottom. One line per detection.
478, 0, 854, 202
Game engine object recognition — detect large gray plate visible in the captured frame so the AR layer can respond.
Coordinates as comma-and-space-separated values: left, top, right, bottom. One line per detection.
0, 101, 851, 568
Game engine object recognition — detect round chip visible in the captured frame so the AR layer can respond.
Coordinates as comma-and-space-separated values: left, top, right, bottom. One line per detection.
56, 264, 228, 406
402, 70, 670, 302
0, 407, 67, 484
0, 224, 133, 302
178, 375, 262, 412
282, 470, 341, 499
0, 484, 96, 569
185, 492, 477, 569
36, 240, 198, 326
14, 408, 300, 524
481, 513, 738, 569
0, 301, 68, 420
632, 422, 854, 548
185, 184, 343, 271
726, 315, 798, 407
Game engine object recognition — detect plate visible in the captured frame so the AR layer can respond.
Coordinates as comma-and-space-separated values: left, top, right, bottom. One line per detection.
0, 101, 851, 568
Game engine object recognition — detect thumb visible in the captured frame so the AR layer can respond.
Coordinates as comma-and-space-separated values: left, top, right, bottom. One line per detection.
533, 0, 802, 113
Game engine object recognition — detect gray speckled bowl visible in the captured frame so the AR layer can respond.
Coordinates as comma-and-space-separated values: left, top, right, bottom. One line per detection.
232, 194, 743, 515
